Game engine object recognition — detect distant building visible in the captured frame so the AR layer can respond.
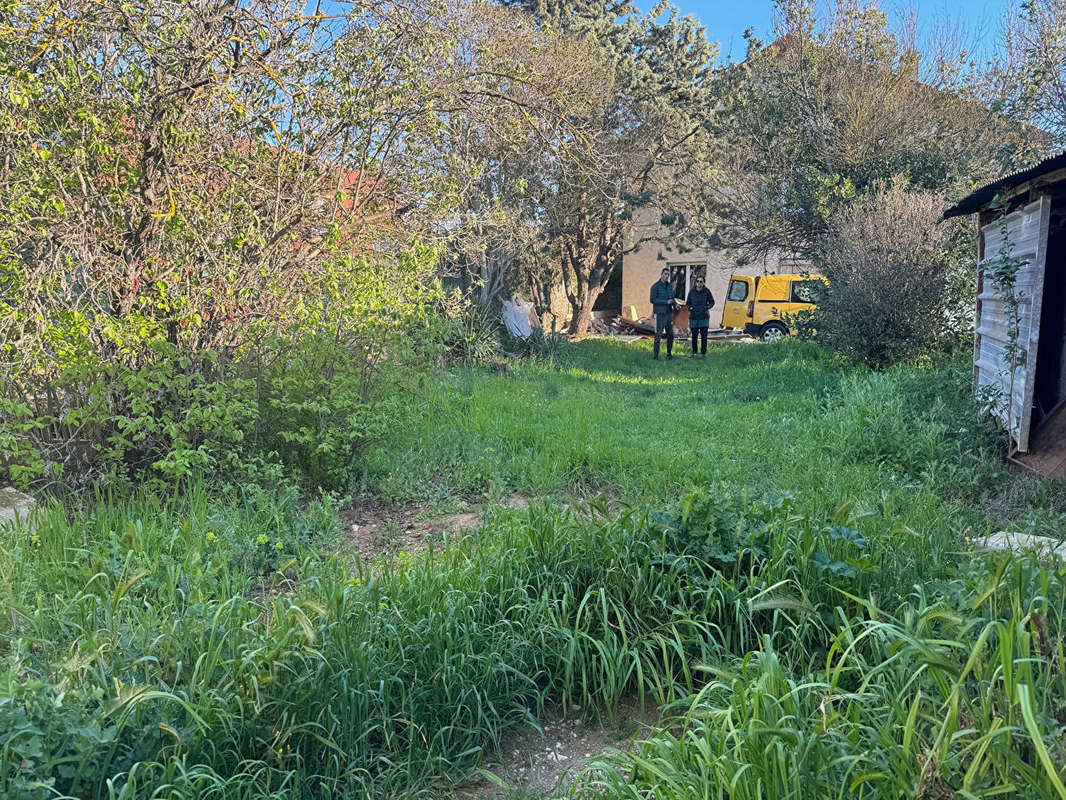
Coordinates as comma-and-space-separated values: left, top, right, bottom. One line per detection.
616, 208, 802, 325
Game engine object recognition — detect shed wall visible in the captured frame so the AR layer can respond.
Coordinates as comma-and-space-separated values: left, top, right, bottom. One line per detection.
975, 196, 1051, 452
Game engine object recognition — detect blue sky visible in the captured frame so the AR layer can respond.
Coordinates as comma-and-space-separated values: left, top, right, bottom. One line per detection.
668, 0, 1011, 63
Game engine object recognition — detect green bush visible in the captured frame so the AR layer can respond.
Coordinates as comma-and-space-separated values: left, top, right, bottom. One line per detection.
799, 183, 974, 368
0, 345, 258, 489
0, 334, 402, 492
1, 245, 441, 492
252, 333, 408, 490
415, 293, 503, 366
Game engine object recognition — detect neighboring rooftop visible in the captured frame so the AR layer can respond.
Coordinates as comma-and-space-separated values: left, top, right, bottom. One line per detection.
944, 151, 1066, 218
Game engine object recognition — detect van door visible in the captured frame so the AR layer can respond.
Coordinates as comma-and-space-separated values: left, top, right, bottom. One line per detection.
778, 277, 822, 330
721, 276, 755, 329
752, 275, 791, 326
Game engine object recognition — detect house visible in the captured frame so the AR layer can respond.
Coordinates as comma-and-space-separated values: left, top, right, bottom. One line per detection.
944, 152, 1066, 479
616, 207, 802, 327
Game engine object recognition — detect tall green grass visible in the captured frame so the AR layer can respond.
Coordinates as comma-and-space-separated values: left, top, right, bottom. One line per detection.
574, 551, 1066, 799
5, 481, 1065, 798
1, 488, 765, 798
5, 340, 1066, 798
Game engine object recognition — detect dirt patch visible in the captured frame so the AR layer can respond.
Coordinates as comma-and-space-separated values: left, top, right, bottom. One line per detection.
341, 494, 529, 561
457, 698, 659, 799
983, 470, 1042, 524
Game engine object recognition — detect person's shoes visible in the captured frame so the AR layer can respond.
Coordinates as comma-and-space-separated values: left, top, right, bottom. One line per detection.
653, 353, 659, 360
667, 353, 673, 360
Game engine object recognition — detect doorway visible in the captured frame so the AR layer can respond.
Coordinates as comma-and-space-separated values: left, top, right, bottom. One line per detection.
1034, 206, 1066, 432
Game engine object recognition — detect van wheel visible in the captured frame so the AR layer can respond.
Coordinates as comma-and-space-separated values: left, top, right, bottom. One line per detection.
760, 322, 788, 342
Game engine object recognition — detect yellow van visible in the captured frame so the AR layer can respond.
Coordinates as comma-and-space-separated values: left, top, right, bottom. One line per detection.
720, 273, 825, 341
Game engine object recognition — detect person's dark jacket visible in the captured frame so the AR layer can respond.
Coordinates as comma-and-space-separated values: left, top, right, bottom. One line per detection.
650, 280, 676, 316
686, 286, 715, 328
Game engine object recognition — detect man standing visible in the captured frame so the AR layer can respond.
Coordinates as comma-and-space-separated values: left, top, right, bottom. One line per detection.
649, 267, 677, 359
686, 276, 715, 356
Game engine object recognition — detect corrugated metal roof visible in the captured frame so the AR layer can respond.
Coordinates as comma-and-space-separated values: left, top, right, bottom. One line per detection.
943, 151, 1066, 218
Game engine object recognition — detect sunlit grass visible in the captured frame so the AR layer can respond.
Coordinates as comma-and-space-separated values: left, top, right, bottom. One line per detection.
4, 338, 1066, 798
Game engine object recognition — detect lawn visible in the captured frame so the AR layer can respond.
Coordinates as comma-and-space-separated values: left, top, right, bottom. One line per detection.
4, 338, 1066, 799
364, 338, 1062, 542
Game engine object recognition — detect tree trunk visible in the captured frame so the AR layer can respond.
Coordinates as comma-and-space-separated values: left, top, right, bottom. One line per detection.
567, 284, 602, 335
561, 208, 621, 336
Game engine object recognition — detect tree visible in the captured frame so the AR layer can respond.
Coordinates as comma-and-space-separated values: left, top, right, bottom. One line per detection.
429, 0, 608, 307
702, 0, 1029, 263
501, 0, 721, 335
801, 182, 971, 367
2, 0, 563, 482
994, 0, 1066, 149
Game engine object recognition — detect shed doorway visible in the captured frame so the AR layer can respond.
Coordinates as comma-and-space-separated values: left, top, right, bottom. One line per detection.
1033, 206, 1066, 433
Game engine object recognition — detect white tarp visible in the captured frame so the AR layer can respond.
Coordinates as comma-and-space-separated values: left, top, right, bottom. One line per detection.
502, 296, 537, 340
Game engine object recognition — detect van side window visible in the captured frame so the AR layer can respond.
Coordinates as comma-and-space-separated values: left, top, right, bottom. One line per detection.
790, 279, 821, 303
727, 280, 748, 302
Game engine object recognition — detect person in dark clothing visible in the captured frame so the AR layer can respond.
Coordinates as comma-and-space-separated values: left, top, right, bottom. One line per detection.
649, 267, 677, 359
686, 276, 715, 356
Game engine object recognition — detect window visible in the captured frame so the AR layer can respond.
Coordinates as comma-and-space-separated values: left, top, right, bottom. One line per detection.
790, 279, 822, 304
669, 263, 706, 302
727, 280, 749, 302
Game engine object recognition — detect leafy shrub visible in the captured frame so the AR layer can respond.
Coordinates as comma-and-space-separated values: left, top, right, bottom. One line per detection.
0, 337, 392, 492
253, 333, 407, 490
1, 249, 439, 491
0, 345, 258, 489
800, 182, 973, 368
416, 292, 503, 365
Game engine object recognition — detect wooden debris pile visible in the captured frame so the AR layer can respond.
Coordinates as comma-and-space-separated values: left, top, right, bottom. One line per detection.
610, 316, 749, 342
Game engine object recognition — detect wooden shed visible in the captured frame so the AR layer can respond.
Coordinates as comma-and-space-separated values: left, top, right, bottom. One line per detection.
945, 153, 1066, 479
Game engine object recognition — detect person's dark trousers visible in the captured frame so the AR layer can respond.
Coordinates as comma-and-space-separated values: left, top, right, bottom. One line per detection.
654, 313, 674, 358
691, 325, 708, 354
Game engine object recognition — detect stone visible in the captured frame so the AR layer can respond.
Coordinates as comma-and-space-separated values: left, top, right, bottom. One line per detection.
0, 486, 36, 530
982, 531, 1066, 562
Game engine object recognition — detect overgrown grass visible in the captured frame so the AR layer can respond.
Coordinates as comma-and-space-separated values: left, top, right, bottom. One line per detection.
6, 486, 1066, 798
4, 338, 1066, 798
364, 338, 1064, 539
